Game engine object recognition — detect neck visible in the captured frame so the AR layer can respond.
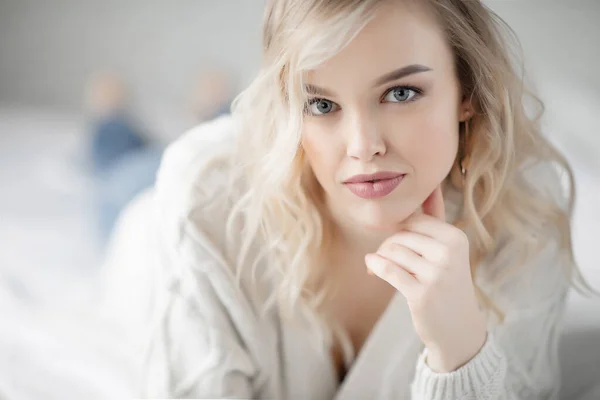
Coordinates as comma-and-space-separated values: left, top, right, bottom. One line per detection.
321, 202, 390, 268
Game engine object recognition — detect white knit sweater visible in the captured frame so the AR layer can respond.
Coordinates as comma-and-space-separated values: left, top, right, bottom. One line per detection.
138, 116, 570, 399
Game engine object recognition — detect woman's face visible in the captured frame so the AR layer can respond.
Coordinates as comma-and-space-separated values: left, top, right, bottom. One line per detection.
302, 2, 470, 233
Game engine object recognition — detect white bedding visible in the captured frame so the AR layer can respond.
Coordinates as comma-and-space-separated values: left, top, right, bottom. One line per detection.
0, 106, 135, 399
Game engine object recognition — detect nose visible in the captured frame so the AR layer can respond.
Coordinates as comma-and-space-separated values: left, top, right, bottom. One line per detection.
345, 111, 386, 161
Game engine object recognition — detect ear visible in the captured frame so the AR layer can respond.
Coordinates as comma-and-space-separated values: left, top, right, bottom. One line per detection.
459, 94, 473, 122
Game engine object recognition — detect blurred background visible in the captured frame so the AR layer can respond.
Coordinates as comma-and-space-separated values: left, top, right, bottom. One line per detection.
0, 1, 598, 399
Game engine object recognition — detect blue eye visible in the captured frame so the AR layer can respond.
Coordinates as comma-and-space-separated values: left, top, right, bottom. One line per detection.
306, 99, 339, 115
383, 86, 419, 103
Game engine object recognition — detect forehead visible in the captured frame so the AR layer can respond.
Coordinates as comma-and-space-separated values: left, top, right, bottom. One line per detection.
306, 1, 453, 87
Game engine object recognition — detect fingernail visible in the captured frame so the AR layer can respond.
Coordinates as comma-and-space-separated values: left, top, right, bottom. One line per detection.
365, 254, 374, 275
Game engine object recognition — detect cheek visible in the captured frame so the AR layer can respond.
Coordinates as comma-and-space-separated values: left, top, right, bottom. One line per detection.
301, 125, 342, 187
418, 118, 457, 159
386, 108, 458, 183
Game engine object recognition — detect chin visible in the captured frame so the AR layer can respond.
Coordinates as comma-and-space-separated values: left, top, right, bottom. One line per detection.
351, 201, 412, 233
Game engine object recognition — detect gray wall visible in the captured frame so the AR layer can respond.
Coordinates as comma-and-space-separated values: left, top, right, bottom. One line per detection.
0, 0, 264, 111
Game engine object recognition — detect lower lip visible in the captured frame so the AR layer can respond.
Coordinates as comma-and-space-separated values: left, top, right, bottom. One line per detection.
344, 175, 405, 199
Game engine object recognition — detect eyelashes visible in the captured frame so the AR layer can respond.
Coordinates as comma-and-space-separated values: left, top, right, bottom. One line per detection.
381, 85, 422, 103
304, 85, 424, 116
305, 98, 339, 116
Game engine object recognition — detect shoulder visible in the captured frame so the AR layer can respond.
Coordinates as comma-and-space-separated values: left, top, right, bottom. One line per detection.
156, 115, 237, 222
155, 116, 242, 263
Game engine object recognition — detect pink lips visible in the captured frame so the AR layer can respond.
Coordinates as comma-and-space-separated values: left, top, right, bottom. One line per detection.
343, 171, 405, 199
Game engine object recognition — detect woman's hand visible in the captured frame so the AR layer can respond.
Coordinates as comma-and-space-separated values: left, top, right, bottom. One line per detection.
365, 185, 488, 373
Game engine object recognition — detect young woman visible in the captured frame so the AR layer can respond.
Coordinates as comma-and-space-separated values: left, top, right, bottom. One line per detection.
137, 0, 593, 398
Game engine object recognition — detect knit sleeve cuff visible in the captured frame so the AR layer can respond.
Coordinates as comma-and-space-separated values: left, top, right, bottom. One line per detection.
411, 333, 507, 400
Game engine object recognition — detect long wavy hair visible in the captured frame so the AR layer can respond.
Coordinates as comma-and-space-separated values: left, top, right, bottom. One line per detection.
203, 0, 593, 355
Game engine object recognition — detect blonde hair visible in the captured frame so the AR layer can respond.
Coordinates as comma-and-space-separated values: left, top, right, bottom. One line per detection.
208, 0, 594, 354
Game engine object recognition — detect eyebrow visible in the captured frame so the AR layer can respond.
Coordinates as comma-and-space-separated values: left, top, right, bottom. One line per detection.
304, 64, 432, 98
374, 64, 432, 86
304, 84, 334, 98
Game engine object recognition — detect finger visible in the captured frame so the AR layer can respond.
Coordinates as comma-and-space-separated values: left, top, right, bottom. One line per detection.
400, 213, 456, 242
375, 243, 435, 280
421, 185, 446, 222
382, 231, 447, 264
365, 253, 419, 295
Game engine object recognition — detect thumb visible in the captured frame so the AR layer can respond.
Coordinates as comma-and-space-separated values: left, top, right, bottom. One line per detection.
422, 185, 446, 221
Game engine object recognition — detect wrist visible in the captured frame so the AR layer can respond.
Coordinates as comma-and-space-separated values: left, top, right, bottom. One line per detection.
425, 330, 488, 373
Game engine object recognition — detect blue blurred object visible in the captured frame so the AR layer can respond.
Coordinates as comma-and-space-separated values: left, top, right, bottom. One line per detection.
90, 112, 147, 174
89, 113, 162, 242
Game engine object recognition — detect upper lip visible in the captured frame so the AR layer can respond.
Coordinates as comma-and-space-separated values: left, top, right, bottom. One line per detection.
343, 171, 405, 184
